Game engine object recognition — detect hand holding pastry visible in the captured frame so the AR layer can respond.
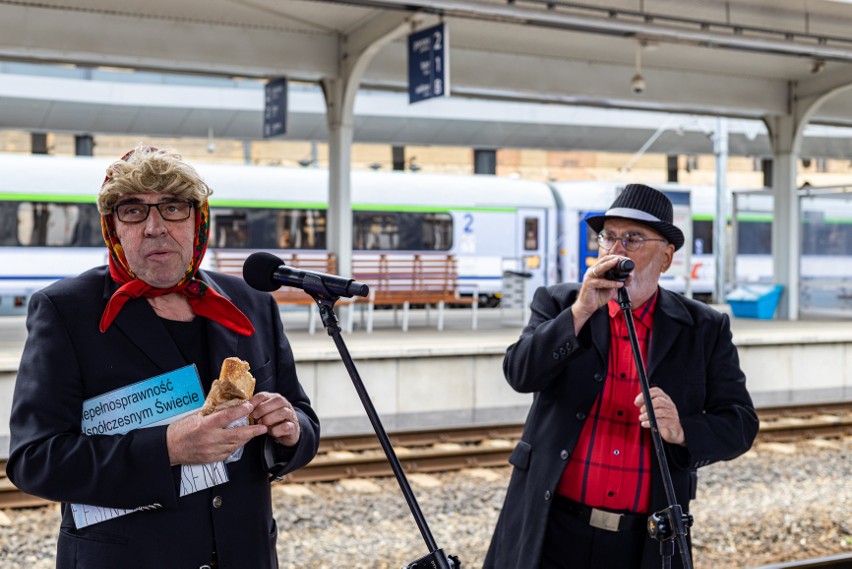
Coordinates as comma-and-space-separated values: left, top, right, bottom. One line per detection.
166, 357, 266, 465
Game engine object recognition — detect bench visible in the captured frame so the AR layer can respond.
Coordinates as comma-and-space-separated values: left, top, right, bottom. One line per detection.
211, 250, 477, 333
350, 253, 478, 332
212, 250, 337, 334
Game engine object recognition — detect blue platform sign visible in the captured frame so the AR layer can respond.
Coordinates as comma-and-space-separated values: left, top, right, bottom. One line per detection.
408, 23, 449, 104
264, 77, 287, 138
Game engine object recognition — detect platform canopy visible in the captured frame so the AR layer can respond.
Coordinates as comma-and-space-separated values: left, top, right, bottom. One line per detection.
3, 0, 852, 120
5, 65, 852, 160
4, 0, 852, 319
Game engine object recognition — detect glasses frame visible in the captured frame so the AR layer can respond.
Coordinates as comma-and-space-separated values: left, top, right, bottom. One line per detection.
597, 231, 668, 252
113, 200, 195, 224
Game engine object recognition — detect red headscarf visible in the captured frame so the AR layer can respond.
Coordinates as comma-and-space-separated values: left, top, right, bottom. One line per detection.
98, 148, 254, 336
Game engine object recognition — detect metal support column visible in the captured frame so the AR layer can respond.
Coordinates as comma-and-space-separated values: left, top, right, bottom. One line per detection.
322, 13, 417, 328
713, 117, 728, 304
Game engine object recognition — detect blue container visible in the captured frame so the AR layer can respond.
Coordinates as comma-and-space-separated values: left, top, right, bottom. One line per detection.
726, 285, 784, 319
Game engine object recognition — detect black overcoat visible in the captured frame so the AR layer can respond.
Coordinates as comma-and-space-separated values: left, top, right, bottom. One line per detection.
484, 284, 758, 569
8, 266, 320, 569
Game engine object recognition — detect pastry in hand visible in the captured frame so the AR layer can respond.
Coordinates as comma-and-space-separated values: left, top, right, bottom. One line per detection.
201, 357, 256, 416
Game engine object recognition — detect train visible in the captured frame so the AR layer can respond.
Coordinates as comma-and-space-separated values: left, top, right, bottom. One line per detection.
1, 152, 851, 315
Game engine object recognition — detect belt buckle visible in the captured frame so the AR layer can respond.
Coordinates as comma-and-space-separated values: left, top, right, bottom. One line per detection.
589, 508, 622, 532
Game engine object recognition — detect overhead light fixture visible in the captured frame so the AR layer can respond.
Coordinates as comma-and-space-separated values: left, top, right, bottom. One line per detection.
640, 38, 659, 51
631, 41, 646, 94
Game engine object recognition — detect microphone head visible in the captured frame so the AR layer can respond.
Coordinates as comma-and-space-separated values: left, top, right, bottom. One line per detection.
243, 252, 284, 292
604, 258, 635, 281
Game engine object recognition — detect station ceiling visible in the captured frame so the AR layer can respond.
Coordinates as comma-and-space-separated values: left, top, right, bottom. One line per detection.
6, 67, 852, 159
4, 0, 852, 147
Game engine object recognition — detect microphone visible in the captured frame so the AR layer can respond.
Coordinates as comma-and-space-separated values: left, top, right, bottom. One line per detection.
604, 258, 635, 282
243, 252, 370, 298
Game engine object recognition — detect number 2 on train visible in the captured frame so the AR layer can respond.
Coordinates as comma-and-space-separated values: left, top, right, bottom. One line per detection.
463, 213, 474, 234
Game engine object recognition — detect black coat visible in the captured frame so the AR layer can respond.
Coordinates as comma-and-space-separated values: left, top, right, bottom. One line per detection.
7, 266, 320, 569
484, 284, 758, 569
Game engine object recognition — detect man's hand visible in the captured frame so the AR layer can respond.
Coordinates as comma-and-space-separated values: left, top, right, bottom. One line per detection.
250, 392, 301, 447
166, 402, 267, 465
570, 254, 628, 333
634, 387, 686, 446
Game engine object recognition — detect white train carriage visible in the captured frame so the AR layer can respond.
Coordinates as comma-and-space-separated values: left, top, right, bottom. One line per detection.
1, 152, 851, 316
0, 154, 558, 313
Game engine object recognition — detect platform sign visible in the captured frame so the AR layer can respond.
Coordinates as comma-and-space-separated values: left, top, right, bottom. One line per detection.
408, 23, 449, 104
264, 77, 287, 138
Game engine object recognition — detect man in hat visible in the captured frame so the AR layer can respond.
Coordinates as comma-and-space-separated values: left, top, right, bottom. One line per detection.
484, 184, 758, 569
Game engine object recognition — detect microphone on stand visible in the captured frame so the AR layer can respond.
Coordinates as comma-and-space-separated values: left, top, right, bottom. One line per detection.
242, 254, 459, 569
604, 258, 635, 282
243, 252, 369, 298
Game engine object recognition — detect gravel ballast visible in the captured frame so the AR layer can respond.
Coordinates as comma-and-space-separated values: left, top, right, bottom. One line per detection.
1, 439, 849, 568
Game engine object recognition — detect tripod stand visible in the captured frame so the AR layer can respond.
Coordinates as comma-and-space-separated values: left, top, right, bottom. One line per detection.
616, 285, 693, 569
307, 281, 460, 569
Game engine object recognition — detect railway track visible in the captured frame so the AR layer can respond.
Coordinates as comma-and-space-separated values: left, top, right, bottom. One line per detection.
2, 403, 850, 509
755, 402, 852, 442
753, 553, 852, 569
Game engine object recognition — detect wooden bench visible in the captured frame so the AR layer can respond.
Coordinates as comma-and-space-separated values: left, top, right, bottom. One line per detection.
350, 253, 478, 332
212, 249, 337, 334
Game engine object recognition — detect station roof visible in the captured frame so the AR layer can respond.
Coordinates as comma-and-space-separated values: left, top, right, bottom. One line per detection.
4, 63, 852, 159
4, 0, 852, 135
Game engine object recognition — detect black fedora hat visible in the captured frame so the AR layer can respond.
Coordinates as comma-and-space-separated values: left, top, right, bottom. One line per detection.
585, 184, 685, 251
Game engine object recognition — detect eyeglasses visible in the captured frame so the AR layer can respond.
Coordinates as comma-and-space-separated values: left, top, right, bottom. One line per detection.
597, 231, 668, 252
114, 200, 194, 223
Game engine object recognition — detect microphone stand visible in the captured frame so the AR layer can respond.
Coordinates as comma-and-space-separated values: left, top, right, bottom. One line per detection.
301, 273, 460, 569
616, 285, 693, 569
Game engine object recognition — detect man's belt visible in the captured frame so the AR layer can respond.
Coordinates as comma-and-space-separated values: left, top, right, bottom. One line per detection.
553, 495, 646, 532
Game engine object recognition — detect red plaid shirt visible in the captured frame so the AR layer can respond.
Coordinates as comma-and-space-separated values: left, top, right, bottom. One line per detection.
556, 290, 657, 513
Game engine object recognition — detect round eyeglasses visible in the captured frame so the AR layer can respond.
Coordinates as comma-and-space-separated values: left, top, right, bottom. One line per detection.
597, 231, 668, 252
114, 200, 194, 224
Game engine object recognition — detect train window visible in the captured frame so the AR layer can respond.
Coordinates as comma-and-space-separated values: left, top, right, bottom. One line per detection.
524, 218, 539, 251
354, 212, 399, 250
695, 218, 774, 256
802, 220, 852, 256
210, 208, 326, 250
692, 219, 713, 255
11, 202, 102, 247
0, 202, 18, 246
277, 209, 326, 249
737, 220, 772, 255
420, 213, 453, 251
353, 211, 452, 251
245, 209, 280, 249
71, 204, 103, 246
212, 212, 250, 248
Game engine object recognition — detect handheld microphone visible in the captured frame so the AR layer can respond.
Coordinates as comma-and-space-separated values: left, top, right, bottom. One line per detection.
604, 258, 635, 282
243, 252, 370, 299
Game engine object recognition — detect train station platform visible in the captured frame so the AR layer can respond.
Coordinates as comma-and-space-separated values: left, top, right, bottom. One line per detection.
1, 305, 851, 456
